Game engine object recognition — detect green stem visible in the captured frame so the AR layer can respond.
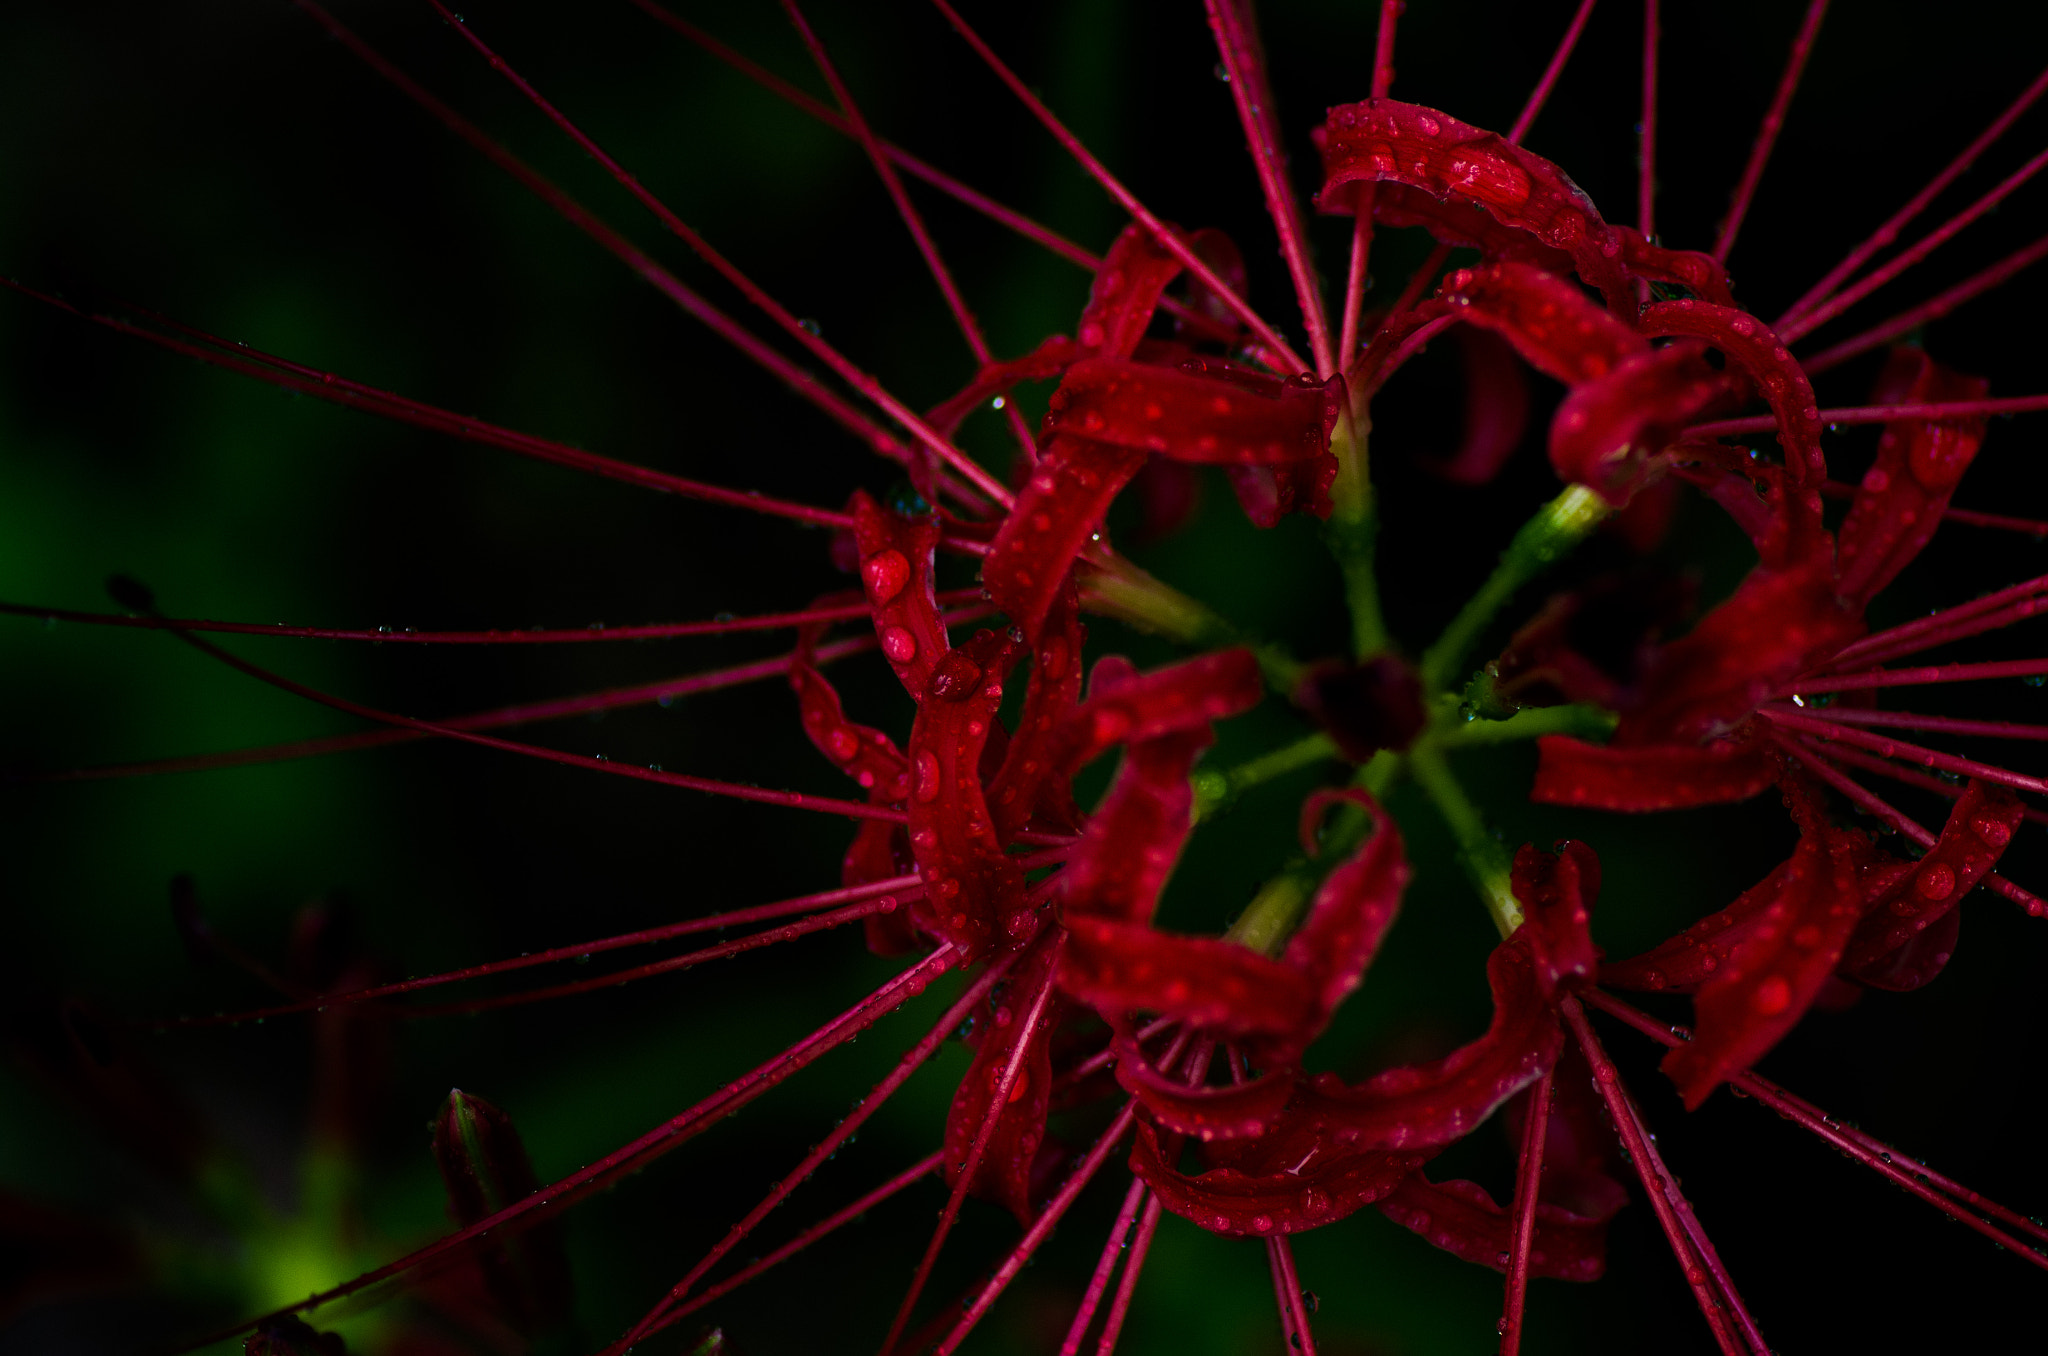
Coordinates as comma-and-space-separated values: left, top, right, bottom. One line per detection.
1079, 553, 1305, 692
1193, 732, 1340, 821
1408, 740, 1521, 937
1325, 406, 1390, 661
1418, 484, 1611, 692
1225, 866, 1315, 958
1440, 702, 1618, 748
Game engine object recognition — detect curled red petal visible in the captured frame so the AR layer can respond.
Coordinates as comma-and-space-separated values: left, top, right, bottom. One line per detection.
1619, 558, 1861, 746
1840, 779, 2022, 984
791, 660, 910, 803
986, 584, 1087, 841
1045, 358, 1341, 465
1375, 1171, 1613, 1281
1110, 1025, 1294, 1142
1129, 1117, 1424, 1237
1408, 263, 1644, 388
906, 629, 1031, 958
1282, 791, 1409, 1033
1662, 781, 1875, 1108
1602, 855, 1801, 992
1549, 340, 1737, 505
1315, 101, 1634, 310
1531, 734, 1775, 810
851, 491, 950, 702
1052, 648, 1264, 775
1621, 236, 1736, 307
1178, 227, 1249, 334
1362, 180, 1581, 277
983, 433, 1149, 643
943, 933, 1060, 1224
842, 818, 923, 956
1847, 904, 1962, 993
1059, 728, 1210, 925
922, 333, 1079, 440
1640, 298, 1828, 560
1057, 913, 1313, 1040
1295, 936, 1559, 1151
1509, 840, 1600, 998
1835, 347, 1992, 609
1077, 221, 1193, 360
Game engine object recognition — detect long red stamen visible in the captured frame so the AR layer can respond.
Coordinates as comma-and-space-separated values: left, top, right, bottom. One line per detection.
1773, 735, 2047, 915
1336, 0, 1403, 367
0, 591, 982, 647
1773, 703, 2048, 744
0, 277, 856, 533
643, 1152, 946, 1338
185, 946, 957, 1346
1780, 143, 2048, 343
1562, 998, 1765, 1356
1498, 1066, 1554, 1356
157, 873, 926, 1028
1638, 0, 1660, 242
880, 942, 1064, 1354
1829, 570, 2048, 668
1096, 1193, 1165, 1355
925, 0, 1309, 373
615, 958, 1017, 1351
1583, 991, 2048, 1268
1509, 0, 1599, 143
1691, 392, 2048, 439
1058, 1177, 1152, 1356
1781, 62, 2048, 327
779, 0, 1038, 460
1800, 230, 2048, 375
418, 2, 1015, 508
1758, 705, 2048, 796
1207, 0, 1336, 376
1786, 655, 2048, 696
1713, 0, 1828, 262
932, 1103, 1142, 1355
1266, 1235, 1319, 1356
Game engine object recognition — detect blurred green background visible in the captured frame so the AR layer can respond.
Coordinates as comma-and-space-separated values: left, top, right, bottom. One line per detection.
5, 2, 2048, 1352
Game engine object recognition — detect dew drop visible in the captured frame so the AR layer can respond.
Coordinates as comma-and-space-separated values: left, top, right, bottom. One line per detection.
1915, 864, 1956, 901
1975, 816, 2013, 846
912, 749, 942, 802
929, 650, 984, 702
863, 549, 911, 603
1752, 975, 1792, 1016
881, 626, 919, 664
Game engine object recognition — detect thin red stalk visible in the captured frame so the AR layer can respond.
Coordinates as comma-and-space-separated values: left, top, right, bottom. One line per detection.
1771, 702, 2048, 743
779, 0, 1037, 460
1771, 734, 2046, 914
1335, 0, 1402, 367
282, 4, 992, 507
0, 276, 855, 533
400, 897, 899, 1018
1757, 705, 2048, 795
1058, 1176, 1152, 1356
1800, 229, 2048, 376
1638, 0, 1660, 241
1713, 0, 1827, 262
1781, 142, 2048, 343
1828, 570, 2048, 668
1361, 313, 1458, 397
1781, 62, 2048, 328
1371, 244, 1456, 351
1690, 391, 2048, 439
422, 2, 1014, 508
180, 946, 957, 1347
1096, 1193, 1164, 1356
626, 0, 1236, 347
618, 958, 1016, 1350
933, 1103, 1141, 1355
1815, 483, 2048, 545
1059, 1015, 1178, 1089
1206, 0, 1335, 377
644, 1151, 946, 1337
162, 622, 915, 823
1582, 990, 2048, 1267
926, 0, 1309, 374
1508, 0, 1599, 144
0, 591, 981, 647
880, 938, 1064, 1355
1789, 734, 2048, 833
37, 607, 994, 785
1498, 1066, 1554, 1356
1266, 1235, 1318, 1356
1783, 654, 2048, 696
1560, 998, 1760, 1355
157, 872, 925, 1028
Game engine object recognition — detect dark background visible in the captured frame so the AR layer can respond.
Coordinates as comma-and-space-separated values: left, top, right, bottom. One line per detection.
5, 2, 2048, 1352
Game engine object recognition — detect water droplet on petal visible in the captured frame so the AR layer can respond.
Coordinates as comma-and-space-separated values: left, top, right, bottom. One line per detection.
1915, 864, 1956, 901
882, 627, 918, 664
912, 749, 942, 802
863, 549, 910, 603
1752, 975, 1792, 1016
929, 650, 984, 702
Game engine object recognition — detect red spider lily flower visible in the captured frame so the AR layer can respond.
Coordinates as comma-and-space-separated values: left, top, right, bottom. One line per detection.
11, 2, 2048, 1355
